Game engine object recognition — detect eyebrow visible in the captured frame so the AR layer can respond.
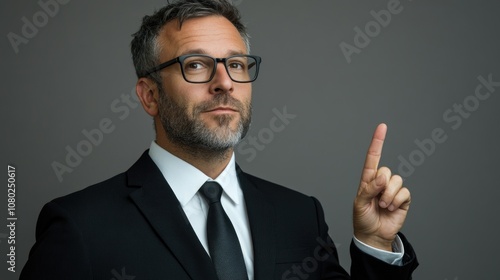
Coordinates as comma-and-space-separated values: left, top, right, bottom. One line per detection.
179, 48, 247, 57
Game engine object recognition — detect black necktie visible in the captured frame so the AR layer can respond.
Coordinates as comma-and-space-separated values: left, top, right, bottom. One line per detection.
199, 181, 248, 280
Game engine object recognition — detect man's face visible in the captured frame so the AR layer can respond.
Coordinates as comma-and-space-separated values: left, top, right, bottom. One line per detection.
156, 16, 252, 153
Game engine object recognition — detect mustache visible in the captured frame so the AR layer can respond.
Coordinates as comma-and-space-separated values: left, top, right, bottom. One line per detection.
194, 94, 247, 114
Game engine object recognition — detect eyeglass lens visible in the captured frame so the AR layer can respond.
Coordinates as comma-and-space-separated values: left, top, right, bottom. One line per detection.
181, 55, 258, 83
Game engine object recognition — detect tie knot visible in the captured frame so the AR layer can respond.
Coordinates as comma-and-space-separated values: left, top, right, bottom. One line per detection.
200, 181, 223, 204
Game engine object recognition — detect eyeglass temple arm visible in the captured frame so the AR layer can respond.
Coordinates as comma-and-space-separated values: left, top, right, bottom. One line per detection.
142, 59, 178, 77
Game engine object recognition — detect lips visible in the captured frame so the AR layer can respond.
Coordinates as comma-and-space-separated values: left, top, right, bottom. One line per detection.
205, 107, 238, 113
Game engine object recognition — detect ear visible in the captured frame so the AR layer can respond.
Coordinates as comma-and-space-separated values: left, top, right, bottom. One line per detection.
136, 77, 159, 117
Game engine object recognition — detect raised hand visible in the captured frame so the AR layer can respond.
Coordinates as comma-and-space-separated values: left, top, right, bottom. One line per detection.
353, 123, 411, 251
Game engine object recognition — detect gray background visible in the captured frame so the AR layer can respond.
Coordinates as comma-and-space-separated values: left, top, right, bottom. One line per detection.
2, 0, 500, 279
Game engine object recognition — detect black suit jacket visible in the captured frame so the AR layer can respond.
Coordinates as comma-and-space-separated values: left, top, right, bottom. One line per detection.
21, 151, 418, 279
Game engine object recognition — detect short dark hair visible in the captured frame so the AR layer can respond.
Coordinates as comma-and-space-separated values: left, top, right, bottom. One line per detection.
130, 0, 250, 83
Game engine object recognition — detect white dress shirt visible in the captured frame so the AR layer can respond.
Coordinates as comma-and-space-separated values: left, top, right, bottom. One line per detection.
148, 141, 403, 279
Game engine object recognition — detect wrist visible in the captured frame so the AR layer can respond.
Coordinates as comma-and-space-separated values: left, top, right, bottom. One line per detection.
354, 233, 395, 252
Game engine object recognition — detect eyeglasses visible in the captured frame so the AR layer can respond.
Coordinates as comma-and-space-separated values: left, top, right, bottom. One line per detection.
142, 54, 262, 83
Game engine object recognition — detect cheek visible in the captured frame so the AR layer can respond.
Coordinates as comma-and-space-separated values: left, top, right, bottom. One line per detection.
240, 84, 252, 108
174, 84, 210, 114
163, 82, 188, 105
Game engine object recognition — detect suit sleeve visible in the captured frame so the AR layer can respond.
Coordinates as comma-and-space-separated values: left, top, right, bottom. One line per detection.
311, 197, 419, 280
350, 232, 418, 280
20, 201, 93, 280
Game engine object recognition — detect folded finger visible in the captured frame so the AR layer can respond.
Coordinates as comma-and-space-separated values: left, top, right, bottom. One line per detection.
387, 187, 411, 212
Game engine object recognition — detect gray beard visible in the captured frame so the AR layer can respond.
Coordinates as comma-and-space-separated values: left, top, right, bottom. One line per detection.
157, 84, 251, 160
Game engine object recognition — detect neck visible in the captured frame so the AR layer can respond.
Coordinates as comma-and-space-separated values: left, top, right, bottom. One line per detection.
155, 129, 234, 179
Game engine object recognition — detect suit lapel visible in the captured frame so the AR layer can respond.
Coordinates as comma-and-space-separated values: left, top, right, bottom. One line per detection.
237, 166, 277, 280
126, 151, 218, 280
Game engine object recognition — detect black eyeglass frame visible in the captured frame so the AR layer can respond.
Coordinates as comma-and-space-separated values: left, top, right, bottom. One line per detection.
142, 54, 262, 83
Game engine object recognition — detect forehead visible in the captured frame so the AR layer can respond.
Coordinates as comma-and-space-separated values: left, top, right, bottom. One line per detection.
158, 15, 247, 60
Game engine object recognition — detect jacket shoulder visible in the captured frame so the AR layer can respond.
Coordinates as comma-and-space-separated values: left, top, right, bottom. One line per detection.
50, 150, 153, 210
51, 172, 129, 209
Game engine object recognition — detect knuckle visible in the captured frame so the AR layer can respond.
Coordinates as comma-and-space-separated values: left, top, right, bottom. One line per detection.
377, 167, 392, 180
396, 189, 411, 204
392, 174, 403, 184
401, 186, 410, 196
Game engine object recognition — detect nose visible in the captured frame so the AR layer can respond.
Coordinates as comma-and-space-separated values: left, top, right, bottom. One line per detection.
209, 61, 234, 95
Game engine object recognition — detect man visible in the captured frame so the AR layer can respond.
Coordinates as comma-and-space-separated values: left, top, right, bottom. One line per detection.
21, 0, 418, 279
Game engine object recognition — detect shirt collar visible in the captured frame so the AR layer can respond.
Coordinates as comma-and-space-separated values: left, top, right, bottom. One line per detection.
148, 141, 241, 207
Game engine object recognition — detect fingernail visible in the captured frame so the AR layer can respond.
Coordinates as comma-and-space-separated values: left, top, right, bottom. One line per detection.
379, 201, 387, 208
388, 205, 395, 211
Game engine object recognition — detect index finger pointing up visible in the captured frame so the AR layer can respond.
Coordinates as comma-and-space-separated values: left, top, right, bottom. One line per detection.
361, 123, 387, 184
